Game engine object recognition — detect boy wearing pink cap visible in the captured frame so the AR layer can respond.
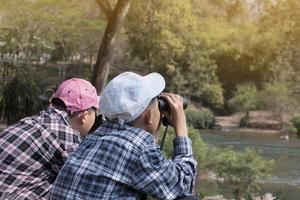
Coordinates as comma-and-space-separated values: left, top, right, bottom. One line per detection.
0, 78, 99, 200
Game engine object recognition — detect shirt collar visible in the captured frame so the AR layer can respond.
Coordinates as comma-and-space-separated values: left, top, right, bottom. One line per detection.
47, 106, 71, 125
94, 121, 154, 143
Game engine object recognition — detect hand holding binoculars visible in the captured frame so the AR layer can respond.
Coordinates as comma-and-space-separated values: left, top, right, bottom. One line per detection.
157, 95, 188, 126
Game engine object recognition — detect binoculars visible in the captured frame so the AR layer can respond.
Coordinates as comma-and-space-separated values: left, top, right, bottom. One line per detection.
157, 96, 188, 112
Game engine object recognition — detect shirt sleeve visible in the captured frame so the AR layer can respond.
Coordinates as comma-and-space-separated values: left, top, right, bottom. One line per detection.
131, 137, 197, 200
58, 125, 81, 161
47, 124, 81, 173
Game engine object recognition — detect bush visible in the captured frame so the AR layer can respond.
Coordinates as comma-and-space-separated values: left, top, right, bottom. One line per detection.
259, 52, 298, 119
290, 115, 300, 135
208, 147, 274, 200
158, 126, 274, 199
185, 108, 215, 129
201, 83, 224, 109
240, 114, 250, 127
227, 83, 261, 113
0, 76, 42, 125
158, 125, 208, 161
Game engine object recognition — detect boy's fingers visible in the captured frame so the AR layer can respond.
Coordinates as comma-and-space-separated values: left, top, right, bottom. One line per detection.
161, 93, 181, 103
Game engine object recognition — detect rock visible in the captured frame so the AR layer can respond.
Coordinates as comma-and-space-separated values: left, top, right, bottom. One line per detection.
251, 196, 261, 200
204, 195, 226, 200
279, 134, 289, 140
199, 171, 225, 183
251, 193, 275, 200
203, 193, 275, 200
261, 193, 275, 200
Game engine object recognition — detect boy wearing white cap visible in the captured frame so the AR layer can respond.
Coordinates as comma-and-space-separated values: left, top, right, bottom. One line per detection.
0, 78, 99, 200
50, 72, 198, 200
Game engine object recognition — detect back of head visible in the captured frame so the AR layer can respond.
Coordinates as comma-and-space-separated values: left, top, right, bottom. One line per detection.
52, 78, 99, 114
100, 72, 165, 124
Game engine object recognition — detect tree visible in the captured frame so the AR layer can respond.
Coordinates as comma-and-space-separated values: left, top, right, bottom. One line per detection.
159, 125, 273, 199
260, 50, 299, 122
227, 83, 260, 126
93, 0, 299, 108
45, 0, 104, 62
126, 0, 224, 108
92, 0, 132, 93
0, 0, 105, 107
0, 74, 42, 125
0, 0, 103, 63
209, 147, 274, 200
0, 0, 48, 60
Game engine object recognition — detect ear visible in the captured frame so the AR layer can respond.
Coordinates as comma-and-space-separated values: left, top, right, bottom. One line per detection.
78, 111, 89, 124
144, 108, 154, 125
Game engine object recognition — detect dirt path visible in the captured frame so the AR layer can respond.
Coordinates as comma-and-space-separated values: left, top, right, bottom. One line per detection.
214, 113, 243, 129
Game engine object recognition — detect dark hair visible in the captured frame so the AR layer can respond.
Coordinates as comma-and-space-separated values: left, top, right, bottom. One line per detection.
51, 98, 95, 118
51, 98, 67, 110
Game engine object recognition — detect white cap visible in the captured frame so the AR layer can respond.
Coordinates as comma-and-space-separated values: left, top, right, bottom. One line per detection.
100, 72, 165, 123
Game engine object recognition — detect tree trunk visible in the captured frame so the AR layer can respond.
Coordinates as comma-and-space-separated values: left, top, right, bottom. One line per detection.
92, 0, 132, 94
89, 53, 94, 73
234, 188, 242, 200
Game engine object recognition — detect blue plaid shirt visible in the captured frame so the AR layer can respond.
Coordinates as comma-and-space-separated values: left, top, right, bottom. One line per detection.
49, 122, 197, 200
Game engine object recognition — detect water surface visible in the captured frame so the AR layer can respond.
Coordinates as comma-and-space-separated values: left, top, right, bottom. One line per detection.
199, 129, 300, 199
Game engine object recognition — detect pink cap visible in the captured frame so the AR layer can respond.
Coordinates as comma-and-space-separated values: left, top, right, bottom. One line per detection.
54, 78, 99, 113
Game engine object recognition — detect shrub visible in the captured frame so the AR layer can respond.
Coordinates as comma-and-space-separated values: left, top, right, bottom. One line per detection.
259, 52, 298, 119
201, 83, 224, 109
158, 125, 208, 162
158, 126, 274, 199
208, 147, 274, 200
290, 115, 300, 135
227, 83, 260, 113
0, 76, 42, 125
185, 108, 215, 129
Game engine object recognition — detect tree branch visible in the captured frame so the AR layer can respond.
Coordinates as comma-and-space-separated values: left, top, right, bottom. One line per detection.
92, 0, 132, 93
95, 0, 113, 20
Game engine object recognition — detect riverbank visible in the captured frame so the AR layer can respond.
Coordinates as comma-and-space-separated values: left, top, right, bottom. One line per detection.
214, 111, 290, 135
203, 193, 276, 200
200, 129, 300, 200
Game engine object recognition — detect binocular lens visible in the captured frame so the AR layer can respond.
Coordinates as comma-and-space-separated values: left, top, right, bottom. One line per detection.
158, 96, 188, 112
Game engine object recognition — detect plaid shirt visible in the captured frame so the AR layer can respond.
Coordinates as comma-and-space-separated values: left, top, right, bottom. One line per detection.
49, 122, 197, 200
0, 107, 81, 200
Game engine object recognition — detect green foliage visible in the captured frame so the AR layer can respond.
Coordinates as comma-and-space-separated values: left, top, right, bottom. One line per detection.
2, 0, 299, 116
227, 83, 260, 113
201, 83, 224, 109
290, 115, 300, 136
259, 51, 299, 119
158, 125, 274, 199
0, 75, 42, 125
207, 147, 274, 200
126, 0, 224, 108
0, 0, 104, 60
185, 108, 215, 129
158, 126, 214, 173
127, 0, 300, 114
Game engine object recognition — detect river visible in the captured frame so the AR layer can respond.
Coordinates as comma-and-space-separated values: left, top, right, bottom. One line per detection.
199, 129, 300, 199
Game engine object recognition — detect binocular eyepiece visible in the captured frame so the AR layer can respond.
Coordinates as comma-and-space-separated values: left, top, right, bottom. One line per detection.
158, 96, 188, 112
